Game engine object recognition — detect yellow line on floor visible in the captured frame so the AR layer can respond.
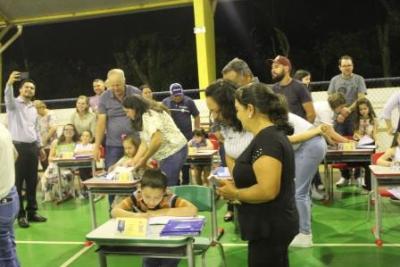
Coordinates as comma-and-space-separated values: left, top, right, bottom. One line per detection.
60, 244, 93, 267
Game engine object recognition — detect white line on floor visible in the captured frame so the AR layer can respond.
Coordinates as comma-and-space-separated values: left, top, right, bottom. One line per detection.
60, 244, 93, 267
16, 240, 84, 245
223, 243, 400, 247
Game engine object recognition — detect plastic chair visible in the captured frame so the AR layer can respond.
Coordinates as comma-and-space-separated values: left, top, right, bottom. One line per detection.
169, 185, 227, 267
367, 152, 390, 219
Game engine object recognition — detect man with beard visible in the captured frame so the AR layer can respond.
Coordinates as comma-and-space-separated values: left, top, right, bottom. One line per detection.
270, 55, 316, 123
4, 71, 47, 228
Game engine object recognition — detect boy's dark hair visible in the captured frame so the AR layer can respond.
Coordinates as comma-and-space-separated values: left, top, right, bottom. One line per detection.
19, 79, 36, 89
338, 55, 353, 66
328, 93, 346, 110
193, 128, 207, 138
140, 169, 168, 189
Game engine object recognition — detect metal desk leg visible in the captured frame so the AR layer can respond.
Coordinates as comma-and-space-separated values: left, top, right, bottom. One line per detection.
89, 191, 97, 229
91, 160, 96, 177
186, 239, 195, 267
373, 173, 382, 242
99, 250, 107, 267
57, 165, 63, 202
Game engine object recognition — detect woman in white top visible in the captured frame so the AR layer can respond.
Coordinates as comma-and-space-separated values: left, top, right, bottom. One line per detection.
205, 80, 253, 221
122, 95, 187, 186
377, 132, 400, 166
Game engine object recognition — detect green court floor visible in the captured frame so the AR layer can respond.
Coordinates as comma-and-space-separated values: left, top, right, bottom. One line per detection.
15, 183, 400, 267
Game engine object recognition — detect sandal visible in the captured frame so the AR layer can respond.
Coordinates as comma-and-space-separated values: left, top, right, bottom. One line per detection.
223, 212, 234, 222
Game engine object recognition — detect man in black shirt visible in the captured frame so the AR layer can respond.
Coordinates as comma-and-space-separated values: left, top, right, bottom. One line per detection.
270, 55, 316, 123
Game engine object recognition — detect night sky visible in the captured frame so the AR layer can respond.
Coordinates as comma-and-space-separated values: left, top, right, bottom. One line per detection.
2, 0, 397, 101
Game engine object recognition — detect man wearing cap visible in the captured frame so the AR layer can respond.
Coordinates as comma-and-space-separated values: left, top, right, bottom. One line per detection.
162, 83, 200, 185
270, 55, 316, 123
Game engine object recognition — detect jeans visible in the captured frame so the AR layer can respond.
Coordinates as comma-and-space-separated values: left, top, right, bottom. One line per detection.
294, 136, 327, 234
159, 145, 188, 186
105, 146, 125, 207
143, 257, 180, 267
0, 186, 20, 267
14, 142, 39, 217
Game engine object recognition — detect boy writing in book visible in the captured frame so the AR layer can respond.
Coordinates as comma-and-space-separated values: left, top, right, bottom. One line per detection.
111, 169, 197, 267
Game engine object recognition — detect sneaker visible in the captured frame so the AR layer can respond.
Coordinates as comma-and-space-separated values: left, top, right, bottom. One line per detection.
317, 184, 325, 191
311, 185, 325, 200
290, 233, 313, 248
356, 177, 366, 188
336, 177, 349, 187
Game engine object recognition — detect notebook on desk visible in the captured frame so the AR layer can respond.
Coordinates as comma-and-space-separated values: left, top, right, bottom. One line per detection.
160, 218, 205, 236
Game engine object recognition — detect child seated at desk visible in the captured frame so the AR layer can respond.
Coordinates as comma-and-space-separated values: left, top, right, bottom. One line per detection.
353, 98, 378, 143
188, 128, 214, 185
41, 124, 79, 202
109, 135, 140, 171
377, 132, 400, 167
111, 169, 198, 267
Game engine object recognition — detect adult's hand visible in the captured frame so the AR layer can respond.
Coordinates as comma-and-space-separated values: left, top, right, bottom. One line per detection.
341, 107, 351, 117
7, 71, 20, 86
217, 180, 238, 201
93, 146, 101, 161
336, 114, 345, 123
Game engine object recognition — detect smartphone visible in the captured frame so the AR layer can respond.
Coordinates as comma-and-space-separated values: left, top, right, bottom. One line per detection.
208, 175, 221, 187
19, 72, 29, 80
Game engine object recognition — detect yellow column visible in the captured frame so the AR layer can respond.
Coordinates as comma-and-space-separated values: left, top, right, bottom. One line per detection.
193, 0, 216, 99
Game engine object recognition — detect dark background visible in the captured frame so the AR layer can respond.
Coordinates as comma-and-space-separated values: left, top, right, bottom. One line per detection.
2, 0, 399, 101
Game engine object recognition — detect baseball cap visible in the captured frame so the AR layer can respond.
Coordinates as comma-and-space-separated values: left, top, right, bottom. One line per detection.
268, 55, 292, 70
169, 83, 184, 96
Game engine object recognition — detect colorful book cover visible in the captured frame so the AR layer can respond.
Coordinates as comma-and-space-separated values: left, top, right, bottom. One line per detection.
116, 217, 148, 237
160, 218, 205, 236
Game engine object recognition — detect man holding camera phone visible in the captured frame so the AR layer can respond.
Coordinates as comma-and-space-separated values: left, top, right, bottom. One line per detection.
4, 71, 47, 228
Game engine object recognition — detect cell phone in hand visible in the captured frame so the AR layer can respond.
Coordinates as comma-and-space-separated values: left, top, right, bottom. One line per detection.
19, 72, 29, 80
208, 175, 221, 187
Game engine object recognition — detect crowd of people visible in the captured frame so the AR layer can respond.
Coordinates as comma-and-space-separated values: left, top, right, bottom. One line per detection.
1, 54, 399, 267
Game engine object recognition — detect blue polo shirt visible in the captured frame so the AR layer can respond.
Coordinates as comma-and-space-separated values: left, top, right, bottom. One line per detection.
162, 95, 199, 140
98, 85, 141, 147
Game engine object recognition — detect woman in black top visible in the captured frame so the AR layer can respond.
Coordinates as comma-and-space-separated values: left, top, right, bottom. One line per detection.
218, 83, 299, 267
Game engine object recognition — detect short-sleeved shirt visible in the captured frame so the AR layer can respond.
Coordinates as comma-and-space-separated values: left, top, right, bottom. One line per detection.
119, 190, 192, 212
272, 79, 312, 119
70, 111, 96, 136
327, 74, 367, 105
140, 109, 187, 161
233, 125, 298, 241
162, 96, 199, 140
381, 92, 400, 131
98, 85, 141, 147
313, 101, 334, 126
89, 95, 101, 113
0, 123, 16, 199
220, 126, 253, 159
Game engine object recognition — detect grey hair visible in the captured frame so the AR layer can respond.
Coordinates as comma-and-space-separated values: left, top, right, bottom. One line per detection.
221, 57, 253, 77
107, 68, 126, 81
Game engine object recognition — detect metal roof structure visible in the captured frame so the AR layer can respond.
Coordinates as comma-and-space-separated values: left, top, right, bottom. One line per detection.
0, 0, 193, 27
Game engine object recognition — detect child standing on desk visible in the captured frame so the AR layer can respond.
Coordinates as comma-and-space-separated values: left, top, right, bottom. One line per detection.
41, 124, 79, 202
353, 98, 378, 143
111, 169, 198, 267
188, 128, 214, 185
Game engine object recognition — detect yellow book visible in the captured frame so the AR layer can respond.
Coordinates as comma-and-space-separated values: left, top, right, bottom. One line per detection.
116, 217, 148, 237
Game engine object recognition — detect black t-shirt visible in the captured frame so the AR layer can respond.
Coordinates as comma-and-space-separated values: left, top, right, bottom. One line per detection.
233, 126, 298, 242
272, 79, 312, 119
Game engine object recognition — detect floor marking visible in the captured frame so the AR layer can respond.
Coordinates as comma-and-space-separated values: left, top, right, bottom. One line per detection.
222, 243, 400, 247
60, 244, 93, 267
16, 240, 84, 245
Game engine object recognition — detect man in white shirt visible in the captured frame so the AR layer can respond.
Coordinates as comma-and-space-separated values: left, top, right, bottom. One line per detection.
0, 123, 21, 266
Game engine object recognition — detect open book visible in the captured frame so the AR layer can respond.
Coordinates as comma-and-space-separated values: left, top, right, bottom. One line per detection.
356, 135, 375, 149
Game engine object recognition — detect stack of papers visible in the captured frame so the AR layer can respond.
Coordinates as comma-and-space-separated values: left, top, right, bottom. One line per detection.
160, 218, 205, 236
356, 136, 375, 149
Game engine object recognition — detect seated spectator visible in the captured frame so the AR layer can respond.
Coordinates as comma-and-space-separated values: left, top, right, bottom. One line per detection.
188, 128, 214, 185
89, 79, 106, 113
111, 168, 197, 267
70, 95, 96, 137
140, 84, 153, 100
34, 100, 58, 170
74, 130, 95, 158
41, 124, 79, 202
